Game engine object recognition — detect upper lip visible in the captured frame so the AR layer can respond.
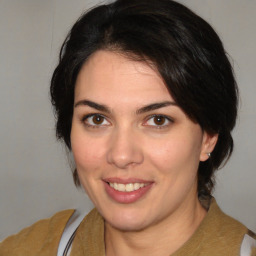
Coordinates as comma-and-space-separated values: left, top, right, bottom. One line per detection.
103, 177, 153, 184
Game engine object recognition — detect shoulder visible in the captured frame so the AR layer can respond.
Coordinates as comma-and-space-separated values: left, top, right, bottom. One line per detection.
208, 198, 249, 234
202, 198, 256, 255
0, 209, 74, 256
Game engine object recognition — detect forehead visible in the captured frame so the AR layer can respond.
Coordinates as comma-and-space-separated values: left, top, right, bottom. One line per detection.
74, 50, 173, 104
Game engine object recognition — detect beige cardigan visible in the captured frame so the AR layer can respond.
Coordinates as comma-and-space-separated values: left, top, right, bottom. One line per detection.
1, 199, 255, 256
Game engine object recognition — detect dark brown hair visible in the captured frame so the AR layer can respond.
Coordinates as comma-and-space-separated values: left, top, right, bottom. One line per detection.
50, 0, 238, 200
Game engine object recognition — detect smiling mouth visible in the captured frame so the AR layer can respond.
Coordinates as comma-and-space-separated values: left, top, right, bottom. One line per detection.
108, 182, 149, 192
104, 180, 153, 203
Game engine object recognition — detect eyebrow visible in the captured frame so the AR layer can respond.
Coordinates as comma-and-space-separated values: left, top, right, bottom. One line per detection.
74, 100, 111, 113
136, 101, 177, 114
74, 99, 177, 114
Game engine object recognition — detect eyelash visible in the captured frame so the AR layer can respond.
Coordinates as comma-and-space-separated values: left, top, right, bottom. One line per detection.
143, 114, 173, 129
81, 114, 173, 129
81, 114, 111, 128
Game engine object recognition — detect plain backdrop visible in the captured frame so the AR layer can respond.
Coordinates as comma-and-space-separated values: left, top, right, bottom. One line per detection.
0, 0, 255, 241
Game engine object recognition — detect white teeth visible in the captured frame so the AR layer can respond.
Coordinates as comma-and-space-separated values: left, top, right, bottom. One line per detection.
134, 183, 140, 190
125, 183, 133, 192
109, 182, 146, 192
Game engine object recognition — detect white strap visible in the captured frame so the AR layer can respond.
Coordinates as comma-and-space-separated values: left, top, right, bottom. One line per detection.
57, 210, 87, 256
240, 234, 256, 256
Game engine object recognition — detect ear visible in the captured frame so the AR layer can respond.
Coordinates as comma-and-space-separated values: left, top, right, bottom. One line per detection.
200, 132, 218, 162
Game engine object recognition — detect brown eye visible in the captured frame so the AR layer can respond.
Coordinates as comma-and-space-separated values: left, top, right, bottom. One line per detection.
84, 114, 110, 127
92, 115, 104, 125
153, 116, 166, 125
144, 115, 172, 128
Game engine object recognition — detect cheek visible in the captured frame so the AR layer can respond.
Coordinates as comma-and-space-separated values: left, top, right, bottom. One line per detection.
71, 129, 107, 196
146, 132, 202, 176
71, 128, 105, 173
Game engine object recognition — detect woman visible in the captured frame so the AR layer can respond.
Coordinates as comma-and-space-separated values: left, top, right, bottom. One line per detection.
1, 0, 255, 255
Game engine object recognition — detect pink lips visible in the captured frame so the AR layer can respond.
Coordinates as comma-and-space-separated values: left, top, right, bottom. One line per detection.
103, 178, 154, 204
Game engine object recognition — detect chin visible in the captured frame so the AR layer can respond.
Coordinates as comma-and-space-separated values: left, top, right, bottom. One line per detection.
103, 207, 150, 232
108, 217, 149, 232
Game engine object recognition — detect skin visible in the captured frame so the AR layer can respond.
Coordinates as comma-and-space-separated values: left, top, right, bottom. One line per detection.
71, 50, 218, 255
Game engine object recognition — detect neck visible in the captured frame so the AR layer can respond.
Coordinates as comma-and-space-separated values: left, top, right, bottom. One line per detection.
105, 194, 207, 256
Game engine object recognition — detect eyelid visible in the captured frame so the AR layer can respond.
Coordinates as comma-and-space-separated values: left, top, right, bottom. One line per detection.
80, 113, 173, 129
81, 113, 111, 127
143, 114, 174, 128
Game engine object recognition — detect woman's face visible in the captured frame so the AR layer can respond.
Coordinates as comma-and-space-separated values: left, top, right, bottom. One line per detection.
71, 50, 214, 231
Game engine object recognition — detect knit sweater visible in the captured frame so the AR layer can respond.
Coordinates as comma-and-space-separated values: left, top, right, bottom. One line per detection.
1, 199, 255, 256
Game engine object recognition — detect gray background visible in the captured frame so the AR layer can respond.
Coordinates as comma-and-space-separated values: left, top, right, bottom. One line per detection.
0, 0, 255, 241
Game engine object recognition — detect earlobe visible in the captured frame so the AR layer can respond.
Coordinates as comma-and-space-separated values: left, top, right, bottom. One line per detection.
200, 133, 218, 162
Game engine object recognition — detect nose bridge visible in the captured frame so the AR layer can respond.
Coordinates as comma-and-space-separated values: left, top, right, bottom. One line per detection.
106, 125, 143, 169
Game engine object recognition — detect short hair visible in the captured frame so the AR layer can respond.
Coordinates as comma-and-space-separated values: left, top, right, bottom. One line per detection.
50, 0, 238, 201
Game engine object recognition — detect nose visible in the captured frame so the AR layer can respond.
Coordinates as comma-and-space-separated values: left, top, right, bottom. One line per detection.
106, 128, 144, 169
